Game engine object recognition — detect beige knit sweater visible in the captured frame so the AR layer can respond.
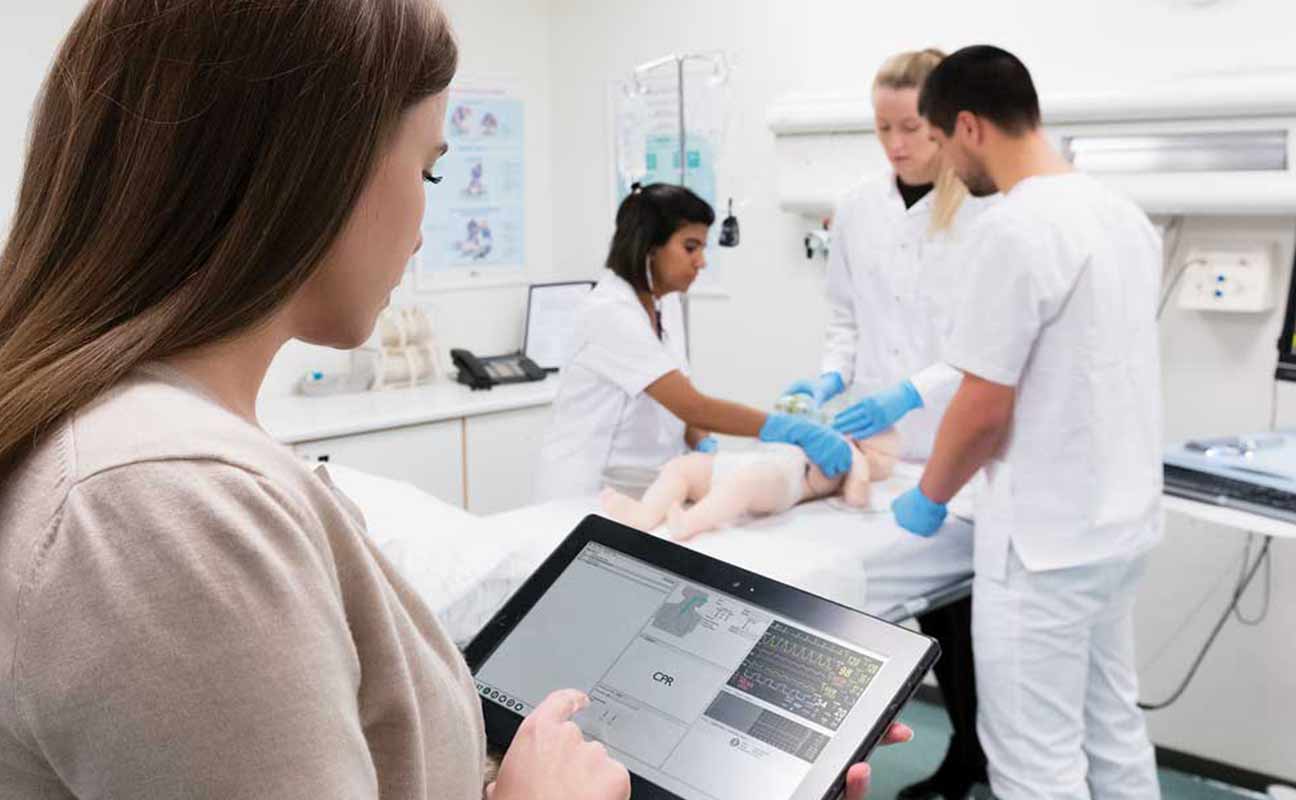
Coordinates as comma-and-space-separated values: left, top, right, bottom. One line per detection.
0, 366, 486, 798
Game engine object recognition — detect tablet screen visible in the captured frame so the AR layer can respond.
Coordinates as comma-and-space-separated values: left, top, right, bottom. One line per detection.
474, 542, 889, 800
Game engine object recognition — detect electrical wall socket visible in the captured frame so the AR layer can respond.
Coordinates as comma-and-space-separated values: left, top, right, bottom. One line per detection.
1177, 241, 1277, 312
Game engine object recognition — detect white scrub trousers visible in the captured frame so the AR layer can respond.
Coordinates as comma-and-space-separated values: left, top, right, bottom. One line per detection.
973, 548, 1161, 800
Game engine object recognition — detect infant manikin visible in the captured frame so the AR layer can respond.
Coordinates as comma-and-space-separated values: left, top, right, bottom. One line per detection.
601, 429, 900, 541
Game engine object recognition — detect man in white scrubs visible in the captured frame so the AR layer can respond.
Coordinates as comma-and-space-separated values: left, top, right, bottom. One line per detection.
893, 46, 1163, 799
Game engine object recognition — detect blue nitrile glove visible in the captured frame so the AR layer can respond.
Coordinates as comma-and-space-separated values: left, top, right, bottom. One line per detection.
892, 486, 948, 537
695, 436, 719, 454
833, 379, 922, 439
759, 413, 852, 478
782, 372, 845, 409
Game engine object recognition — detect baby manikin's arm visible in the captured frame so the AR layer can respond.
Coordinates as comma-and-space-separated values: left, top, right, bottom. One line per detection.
840, 446, 873, 507
860, 429, 900, 477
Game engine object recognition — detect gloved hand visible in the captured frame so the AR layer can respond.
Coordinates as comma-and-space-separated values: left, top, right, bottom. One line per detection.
833, 380, 922, 439
782, 372, 845, 409
759, 413, 852, 478
891, 486, 948, 537
695, 436, 719, 454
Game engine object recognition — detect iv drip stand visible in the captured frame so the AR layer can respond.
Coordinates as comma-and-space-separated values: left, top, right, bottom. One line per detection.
631, 52, 729, 359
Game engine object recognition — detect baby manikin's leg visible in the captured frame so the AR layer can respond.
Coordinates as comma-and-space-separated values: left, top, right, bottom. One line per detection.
670, 463, 795, 541
601, 488, 660, 530
669, 486, 752, 541
601, 453, 713, 532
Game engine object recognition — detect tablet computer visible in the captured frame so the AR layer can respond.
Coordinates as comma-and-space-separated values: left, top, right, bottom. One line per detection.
464, 515, 940, 800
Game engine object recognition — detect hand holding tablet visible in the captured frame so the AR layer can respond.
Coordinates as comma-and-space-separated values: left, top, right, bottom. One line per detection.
844, 723, 913, 798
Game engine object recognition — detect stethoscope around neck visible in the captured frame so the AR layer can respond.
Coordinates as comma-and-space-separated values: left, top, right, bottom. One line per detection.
645, 254, 665, 341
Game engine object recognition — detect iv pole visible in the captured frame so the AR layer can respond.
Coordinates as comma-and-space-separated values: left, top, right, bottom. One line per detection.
630, 52, 730, 359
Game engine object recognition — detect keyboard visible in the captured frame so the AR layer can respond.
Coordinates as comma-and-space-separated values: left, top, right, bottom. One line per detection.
1164, 463, 1296, 523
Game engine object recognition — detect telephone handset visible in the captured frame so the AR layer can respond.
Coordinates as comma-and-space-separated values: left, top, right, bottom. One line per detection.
451, 348, 547, 390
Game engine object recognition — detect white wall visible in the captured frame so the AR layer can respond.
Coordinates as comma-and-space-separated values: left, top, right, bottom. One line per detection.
0, 3, 86, 236
264, 0, 558, 396
545, 0, 1296, 781
1153, 216, 1296, 780
0, 0, 555, 398
548, 0, 814, 406
3, 0, 1294, 782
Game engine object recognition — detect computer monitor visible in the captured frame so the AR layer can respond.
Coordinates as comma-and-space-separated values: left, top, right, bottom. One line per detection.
1276, 243, 1296, 382
522, 280, 596, 371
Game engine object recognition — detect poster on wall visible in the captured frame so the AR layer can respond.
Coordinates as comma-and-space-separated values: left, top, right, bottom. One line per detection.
417, 86, 525, 289
609, 69, 730, 294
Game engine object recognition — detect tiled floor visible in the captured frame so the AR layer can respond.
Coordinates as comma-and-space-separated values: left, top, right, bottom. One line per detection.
865, 700, 1266, 799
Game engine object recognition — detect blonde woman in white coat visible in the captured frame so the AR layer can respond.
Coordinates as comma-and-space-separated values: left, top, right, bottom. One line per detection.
785, 49, 993, 800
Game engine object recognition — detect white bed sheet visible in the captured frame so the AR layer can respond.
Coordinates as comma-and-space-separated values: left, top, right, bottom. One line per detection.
324, 462, 974, 645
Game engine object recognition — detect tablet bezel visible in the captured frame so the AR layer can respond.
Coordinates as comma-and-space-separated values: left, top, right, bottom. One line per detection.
464, 514, 940, 800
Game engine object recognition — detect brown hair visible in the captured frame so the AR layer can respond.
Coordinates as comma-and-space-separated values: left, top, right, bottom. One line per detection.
0, 0, 457, 471
873, 48, 969, 233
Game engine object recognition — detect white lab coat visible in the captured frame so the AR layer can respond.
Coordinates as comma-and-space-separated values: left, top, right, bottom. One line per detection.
946, 172, 1163, 799
821, 173, 992, 460
535, 272, 689, 501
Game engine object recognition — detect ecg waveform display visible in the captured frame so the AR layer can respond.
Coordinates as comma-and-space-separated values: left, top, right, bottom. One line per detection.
726, 621, 883, 731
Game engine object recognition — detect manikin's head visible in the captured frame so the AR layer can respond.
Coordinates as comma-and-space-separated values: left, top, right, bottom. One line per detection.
918, 45, 1042, 197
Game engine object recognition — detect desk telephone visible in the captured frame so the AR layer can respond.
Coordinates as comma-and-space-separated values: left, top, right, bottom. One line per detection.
451, 348, 546, 390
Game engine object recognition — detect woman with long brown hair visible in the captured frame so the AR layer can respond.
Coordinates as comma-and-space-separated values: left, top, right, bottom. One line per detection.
0, 1, 630, 797
0, 2, 900, 798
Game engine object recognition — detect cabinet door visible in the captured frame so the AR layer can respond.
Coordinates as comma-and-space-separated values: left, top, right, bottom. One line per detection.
293, 420, 465, 508
464, 404, 551, 514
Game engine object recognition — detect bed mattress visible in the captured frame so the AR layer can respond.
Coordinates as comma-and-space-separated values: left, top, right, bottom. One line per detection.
325, 462, 975, 644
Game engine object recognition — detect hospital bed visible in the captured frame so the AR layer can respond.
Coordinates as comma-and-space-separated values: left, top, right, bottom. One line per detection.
326, 462, 975, 645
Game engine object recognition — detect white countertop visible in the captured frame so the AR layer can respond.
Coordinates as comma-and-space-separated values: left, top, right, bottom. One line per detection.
259, 378, 558, 444
1163, 494, 1296, 540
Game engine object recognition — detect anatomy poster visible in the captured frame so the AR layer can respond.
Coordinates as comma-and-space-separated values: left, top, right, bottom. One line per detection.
418, 87, 525, 286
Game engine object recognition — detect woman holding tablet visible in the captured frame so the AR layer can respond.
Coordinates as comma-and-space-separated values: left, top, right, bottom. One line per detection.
0, 1, 903, 798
